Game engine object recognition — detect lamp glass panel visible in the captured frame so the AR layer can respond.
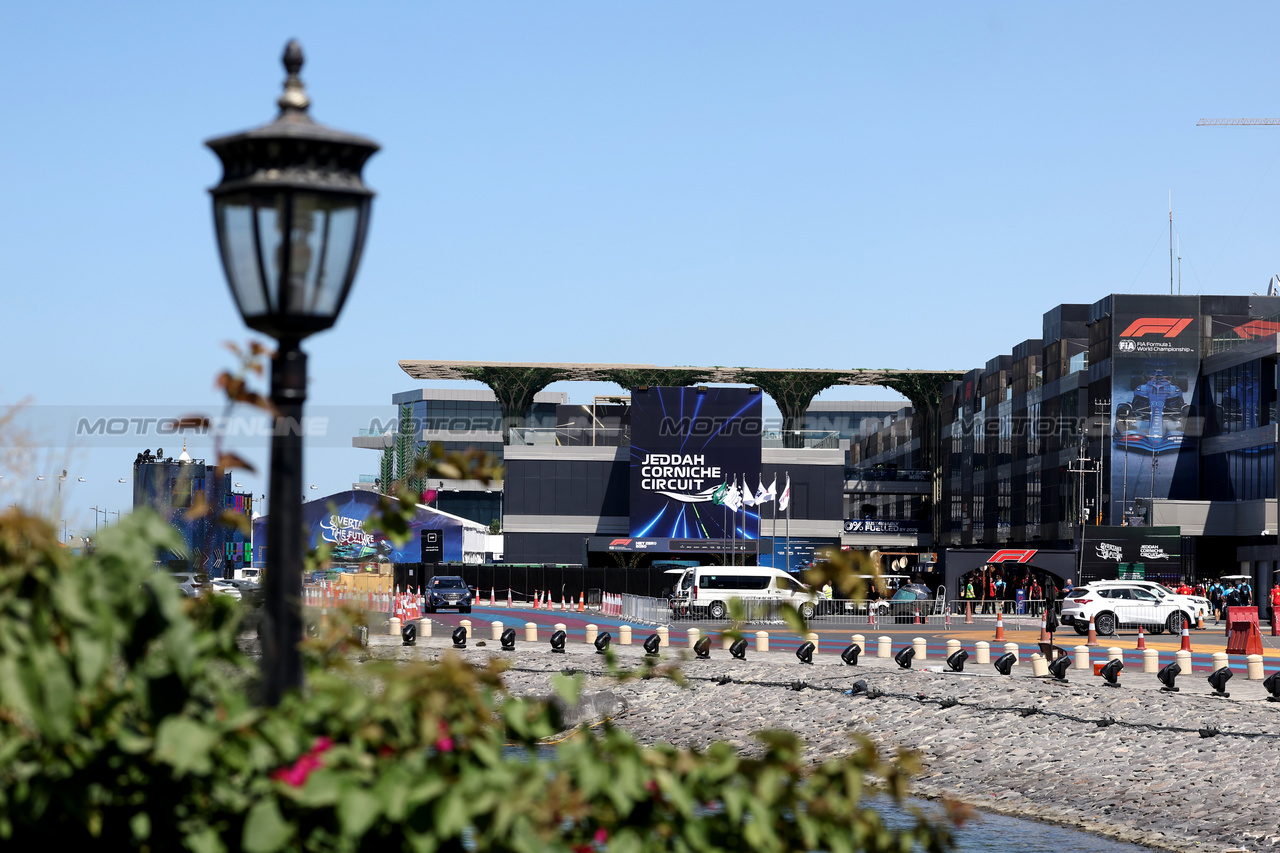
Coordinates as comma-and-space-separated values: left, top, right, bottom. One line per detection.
310, 197, 362, 317
215, 196, 268, 317
255, 196, 285, 312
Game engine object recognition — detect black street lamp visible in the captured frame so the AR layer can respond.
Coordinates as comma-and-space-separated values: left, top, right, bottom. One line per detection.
206, 40, 379, 705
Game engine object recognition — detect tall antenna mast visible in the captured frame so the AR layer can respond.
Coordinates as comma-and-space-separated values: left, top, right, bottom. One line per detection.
1177, 234, 1182, 295
1169, 191, 1174, 296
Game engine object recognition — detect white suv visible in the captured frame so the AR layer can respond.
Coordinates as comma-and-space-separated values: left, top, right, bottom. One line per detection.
1061, 583, 1197, 636
1106, 580, 1209, 626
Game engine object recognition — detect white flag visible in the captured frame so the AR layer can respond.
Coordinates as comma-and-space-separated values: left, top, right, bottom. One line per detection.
754, 477, 770, 505
778, 474, 791, 512
741, 475, 756, 507
766, 475, 778, 502
723, 479, 742, 512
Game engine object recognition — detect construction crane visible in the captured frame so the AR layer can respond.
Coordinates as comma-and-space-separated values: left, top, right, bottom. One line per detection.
1197, 118, 1280, 126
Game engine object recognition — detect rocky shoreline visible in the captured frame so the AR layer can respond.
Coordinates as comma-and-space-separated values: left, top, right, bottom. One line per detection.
365, 632, 1280, 853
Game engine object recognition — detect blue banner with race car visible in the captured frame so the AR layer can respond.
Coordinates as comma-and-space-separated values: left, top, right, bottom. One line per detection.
1110, 295, 1201, 522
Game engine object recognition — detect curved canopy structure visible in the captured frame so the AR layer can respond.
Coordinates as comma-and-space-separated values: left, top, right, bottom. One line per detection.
399, 360, 960, 446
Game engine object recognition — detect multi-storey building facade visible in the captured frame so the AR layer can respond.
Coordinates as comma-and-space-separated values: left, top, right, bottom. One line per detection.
854, 292, 1280, 593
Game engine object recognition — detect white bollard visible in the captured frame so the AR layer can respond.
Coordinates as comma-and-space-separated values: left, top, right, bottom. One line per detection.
722, 631, 734, 650
946, 639, 962, 658
418, 618, 432, 638
657, 626, 670, 647
806, 632, 820, 655
756, 631, 770, 652
912, 637, 927, 661
585, 624, 598, 645
1107, 646, 1123, 663
554, 622, 567, 640
1212, 652, 1229, 672
620, 625, 632, 645
1030, 653, 1049, 678
877, 636, 892, 658
525, 621, 538, 642
852, 634, 866, 651
688, 627, 701, 649
389, 616, 402, 637
976, 641, 991, 665
1004, 642, 1019, 665
490, 621, 503, 641
1175, 649, 1192, 675
460, 619, 472, 639
1143, 648, 1159, 673
1074, 645, 1091, 674
1247, 654, 1265, 680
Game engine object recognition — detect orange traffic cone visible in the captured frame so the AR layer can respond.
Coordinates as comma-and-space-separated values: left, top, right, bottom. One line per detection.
994, 611, 1006, 641
534, 590, 540, 610
578, 591, 585, 613
1135, 624, 1146, 651
914, 606, 923, 625
1086, 616, 1099, 646
964, 600, 973, 624
1180, 624, 1192, 652
507, 587, 513, 608
561, 594, 567, 611
491, 587, 496, 606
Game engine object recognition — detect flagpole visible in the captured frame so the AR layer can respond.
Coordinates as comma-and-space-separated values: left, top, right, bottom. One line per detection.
762, 473, 773, 568
732, 471, 742, 563
785, 470, 791, 573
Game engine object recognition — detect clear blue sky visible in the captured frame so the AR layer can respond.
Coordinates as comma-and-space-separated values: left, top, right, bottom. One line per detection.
4, 2, 1280, 534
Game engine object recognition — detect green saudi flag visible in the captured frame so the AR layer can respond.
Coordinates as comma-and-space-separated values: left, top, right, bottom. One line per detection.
711, 482, 729, 506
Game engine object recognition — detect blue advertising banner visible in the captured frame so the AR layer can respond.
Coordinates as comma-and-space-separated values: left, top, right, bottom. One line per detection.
251, 489, 464, 566
628, 386, 763, 539
1110, 295, 1201, 522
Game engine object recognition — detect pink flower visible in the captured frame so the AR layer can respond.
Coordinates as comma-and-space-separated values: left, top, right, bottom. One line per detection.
423, 489, 438, 504
271, 736, 335, 787
594, 828, 609, 844
436, 720, 454, 753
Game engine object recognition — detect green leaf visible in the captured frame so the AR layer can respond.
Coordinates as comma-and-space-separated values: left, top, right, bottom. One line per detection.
551, 671, 582, 707
154, 717, 218, 777
337, 783, 381, 837
292, 767, 342, 807
779, 603, 808, 637
242, 797, 293, 853
129, 811, 150, 841
183, 826, 226, 853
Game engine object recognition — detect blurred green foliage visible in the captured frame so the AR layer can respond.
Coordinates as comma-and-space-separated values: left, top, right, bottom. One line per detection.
0, 506, 956, 852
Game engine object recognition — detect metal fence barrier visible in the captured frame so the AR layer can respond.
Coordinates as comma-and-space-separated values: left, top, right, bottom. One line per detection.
620, 594, 670, 625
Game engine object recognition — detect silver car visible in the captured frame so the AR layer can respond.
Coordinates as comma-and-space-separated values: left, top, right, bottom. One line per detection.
168, 572, 206, 598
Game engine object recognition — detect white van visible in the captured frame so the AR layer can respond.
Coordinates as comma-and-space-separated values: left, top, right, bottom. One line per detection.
670, 566, 814, 619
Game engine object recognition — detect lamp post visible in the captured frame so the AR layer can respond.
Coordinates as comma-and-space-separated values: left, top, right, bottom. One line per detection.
206, 40, 378, 705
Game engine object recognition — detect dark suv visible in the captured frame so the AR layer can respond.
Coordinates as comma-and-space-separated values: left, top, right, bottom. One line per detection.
425, 576, 473, 613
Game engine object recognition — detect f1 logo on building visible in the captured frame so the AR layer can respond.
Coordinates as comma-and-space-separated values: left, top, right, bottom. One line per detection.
606, 538, 661, 551
1118, 318, 1192, 339
988, 549, 1037, 564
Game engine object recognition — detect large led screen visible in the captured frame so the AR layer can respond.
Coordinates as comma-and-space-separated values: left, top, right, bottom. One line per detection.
1110, 295, 1200, 522
629, 386, 763, 539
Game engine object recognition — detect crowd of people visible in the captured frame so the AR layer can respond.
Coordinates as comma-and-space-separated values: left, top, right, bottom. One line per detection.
958, 566, 1062, 616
